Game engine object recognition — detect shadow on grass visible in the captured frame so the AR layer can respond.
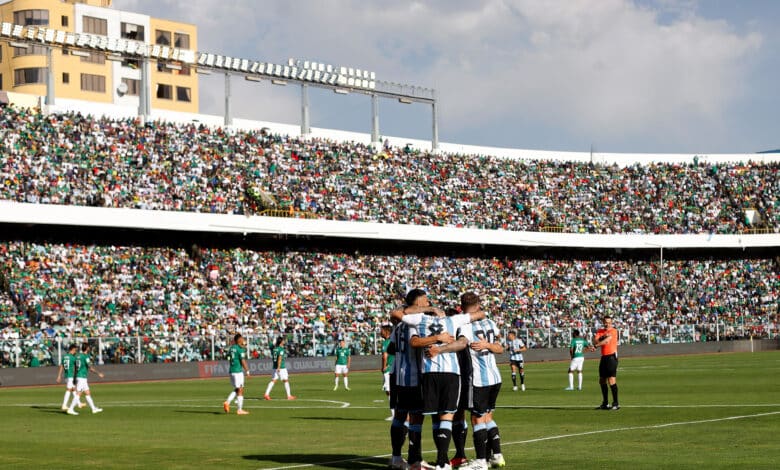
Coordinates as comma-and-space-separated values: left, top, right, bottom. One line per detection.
243, 453, 386, 469
31, 406, 69, 414
295, 416, 377, 422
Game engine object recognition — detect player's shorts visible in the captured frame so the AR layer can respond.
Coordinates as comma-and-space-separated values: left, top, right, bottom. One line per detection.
422, 372, 461, 415
75, 378, 90, 393
599, 354, 618, 378
335, 364, 349, 375
65, 377, 76, 389
230, 372, 245, 389
382, 372, 391, 393
569, 356, 585, 372
272, 368, 289, 381
390, 382, 423, 413
510, 359, 524, 369
470, 383, 502, 416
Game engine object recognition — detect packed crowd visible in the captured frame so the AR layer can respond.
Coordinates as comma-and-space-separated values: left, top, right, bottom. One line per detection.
1, 106, 778, 233
1, 240, 777, 365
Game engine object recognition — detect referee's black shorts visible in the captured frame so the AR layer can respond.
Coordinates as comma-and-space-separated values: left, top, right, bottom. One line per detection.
599, 353, 619, 378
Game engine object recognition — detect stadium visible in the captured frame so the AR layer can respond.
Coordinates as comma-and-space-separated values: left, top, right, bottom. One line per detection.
0, 1, 778, 469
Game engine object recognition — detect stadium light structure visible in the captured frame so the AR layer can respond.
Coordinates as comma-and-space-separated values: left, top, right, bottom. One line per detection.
0, 22, 439, 149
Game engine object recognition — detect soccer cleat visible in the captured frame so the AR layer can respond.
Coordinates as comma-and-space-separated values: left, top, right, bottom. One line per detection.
263, 394, 272, 400
577, 387, 582, 391
488, 453, 505, 468
521, 384, 525, 391
611, 403, 620, 410
459, 460, 488, 470
66, 409, 78, 415
512, 386, 518, 391
564, 387, 575, 391
435, 464, 452, 470
333, 385, 338, 391
223, 401, 230, 413
390, 456, 409, 470
450, 456, 468, 468
287, 395, 296, 400
597, 403, 612, 410
61, 405, 68, 411
78, 402, 86, 409
236, 409, 250, 415
345, 387, 351, 391
92, 408, 103, 414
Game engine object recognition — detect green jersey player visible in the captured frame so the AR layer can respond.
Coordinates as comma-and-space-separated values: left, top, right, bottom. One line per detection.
224, 334, 250, 414
56, 344, 84, 411
264, 336, 295, 400
566, 330, 589, 391
333, 339, 352, 391
67, 343, 104, 415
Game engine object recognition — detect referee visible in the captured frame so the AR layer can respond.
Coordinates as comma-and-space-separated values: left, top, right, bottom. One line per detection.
592, 315, 620, 410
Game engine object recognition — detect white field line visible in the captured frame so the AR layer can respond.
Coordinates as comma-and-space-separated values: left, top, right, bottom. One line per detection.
257, 409, 780, 470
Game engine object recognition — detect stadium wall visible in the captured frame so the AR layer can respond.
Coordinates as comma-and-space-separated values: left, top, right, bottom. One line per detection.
1, 201, 778, 248
2, 339, 777, 387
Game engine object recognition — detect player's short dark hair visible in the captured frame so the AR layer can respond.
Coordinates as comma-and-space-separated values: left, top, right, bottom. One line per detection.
234, 333, 243, 342
460, 291, 479, 310
572, 329, 580, 337
405, 288, 427, 307
68, 344, 78, 351
381, 325, 392, 333
275, 336, 285, 346
81, 343, 89, 352
445, 307, 459, 317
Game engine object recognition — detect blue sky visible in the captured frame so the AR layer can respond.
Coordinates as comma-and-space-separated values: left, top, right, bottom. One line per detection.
113, 0, 779, 154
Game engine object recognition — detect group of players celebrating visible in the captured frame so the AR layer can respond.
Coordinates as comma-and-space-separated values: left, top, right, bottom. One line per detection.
385, 289, 507, 470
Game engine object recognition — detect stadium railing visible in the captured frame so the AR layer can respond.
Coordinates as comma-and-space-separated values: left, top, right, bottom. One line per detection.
1, 322, 773, 368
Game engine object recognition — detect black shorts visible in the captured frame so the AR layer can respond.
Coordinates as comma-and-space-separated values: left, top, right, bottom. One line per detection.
510, 359, 524, 369
470, 383, 502, 416
599, 354, 619, 378
457, 370, 471, 411
389, 374, 423, 413
421, 373, 461, 415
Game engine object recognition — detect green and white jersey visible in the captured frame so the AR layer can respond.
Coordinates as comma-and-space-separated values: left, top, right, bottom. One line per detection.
75, 353, 91, 379
272, 346, 287, 369
334, 346, 350, 365
570, 337, 588, 358
62, 353, 77, 379
381, 338, 394, 373
228, 344, 247, 373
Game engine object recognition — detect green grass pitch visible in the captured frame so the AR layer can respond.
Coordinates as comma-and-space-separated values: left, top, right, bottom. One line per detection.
1, 351, 779, 469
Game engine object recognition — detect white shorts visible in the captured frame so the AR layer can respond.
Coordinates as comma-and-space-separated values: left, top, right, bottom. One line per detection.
230, 372, 245, 389
335, 365, 349, 375
65, 377, 76, 389
382, 372, 390, 392
75, 378, 90, 393
569, 357, 585, 372
272, 369, 289, 381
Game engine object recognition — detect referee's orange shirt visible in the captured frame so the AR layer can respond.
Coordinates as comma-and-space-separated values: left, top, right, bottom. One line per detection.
596, 327, 618, 356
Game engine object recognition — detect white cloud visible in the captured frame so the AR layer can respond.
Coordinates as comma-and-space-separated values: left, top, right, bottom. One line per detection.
113, 0, 763, 152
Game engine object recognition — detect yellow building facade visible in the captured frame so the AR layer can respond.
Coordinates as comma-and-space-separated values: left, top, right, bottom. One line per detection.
0, 0, 198, 113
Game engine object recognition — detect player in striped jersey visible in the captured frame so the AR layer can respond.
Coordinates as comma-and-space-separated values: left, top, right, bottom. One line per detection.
458, 293, 506, 469
394, 291, 485, 470
506, 331, 527, 391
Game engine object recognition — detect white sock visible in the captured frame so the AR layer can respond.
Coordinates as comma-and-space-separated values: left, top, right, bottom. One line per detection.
344, 377, 349, 388
86, 395, 97, 411
265, 382, 274, 395
578, 372, 583, 388
334, 377, 339, 387
237, 396, 244, 410
68, 393, 80, 411
568, 373, 574, 388
226, 391, 237, 403
62, 390, 71, 408
284, 382, 291, 396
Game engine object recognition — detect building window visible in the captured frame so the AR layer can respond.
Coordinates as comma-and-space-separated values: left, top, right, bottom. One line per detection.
121, 78, 140, 96
62, 72, 69, 84
0, 74, 3, 89
174, 32, 190, 49
80, 73, 106, 93
176, 86, 191, 102
179, 64, 191, 76
81, 52, 106, 65
14, 10, 49, 26
0, 45, 3, 63
14, 67, 46, 86
155, 30, 171, 46
156, 83, 172, 99
13, 44, 47, 57
61, 15, 69, 27
156, 62, 171, 74
82, 16, 108, 35
121, 22, 144, 41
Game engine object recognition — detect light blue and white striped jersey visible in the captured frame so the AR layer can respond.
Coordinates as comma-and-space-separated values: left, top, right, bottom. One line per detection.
508, 338, 526, 362
404, 313, 471, 375
391, 322, 420, 387
461, 318, 502, 387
